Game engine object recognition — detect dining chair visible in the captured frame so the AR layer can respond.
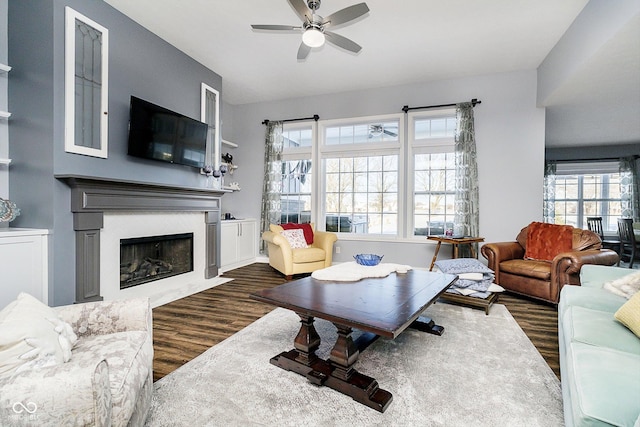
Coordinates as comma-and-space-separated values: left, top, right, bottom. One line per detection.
586, 217, 622, 264
617, 218, 640, 268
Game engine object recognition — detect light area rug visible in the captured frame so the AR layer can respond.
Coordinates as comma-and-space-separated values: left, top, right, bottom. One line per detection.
146, 303, 563, 427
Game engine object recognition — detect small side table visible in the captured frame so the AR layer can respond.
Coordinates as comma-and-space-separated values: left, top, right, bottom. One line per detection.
427, 235, 485, 271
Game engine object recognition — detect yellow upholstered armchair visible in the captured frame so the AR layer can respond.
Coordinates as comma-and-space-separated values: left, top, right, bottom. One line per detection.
262, 223, 337, 279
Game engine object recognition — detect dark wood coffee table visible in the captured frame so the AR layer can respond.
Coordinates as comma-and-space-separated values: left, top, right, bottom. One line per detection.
250, 269, 457, 412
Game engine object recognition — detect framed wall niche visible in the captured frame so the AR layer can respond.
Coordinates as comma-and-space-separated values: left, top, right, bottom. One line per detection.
64, 7, 109, 158
201, 83, 220, 172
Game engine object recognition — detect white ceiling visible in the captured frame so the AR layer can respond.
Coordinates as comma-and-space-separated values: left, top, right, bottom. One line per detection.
103, 0, 640, 148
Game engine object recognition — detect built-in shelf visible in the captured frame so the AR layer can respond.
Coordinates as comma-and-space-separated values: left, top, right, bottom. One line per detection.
0, 111, 11, 119
0, 63, 11, 73
222, 139, 238, 148
0, 158, 11, 166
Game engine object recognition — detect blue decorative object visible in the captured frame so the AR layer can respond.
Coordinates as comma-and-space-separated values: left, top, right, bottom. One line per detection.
354, 254, 383, 266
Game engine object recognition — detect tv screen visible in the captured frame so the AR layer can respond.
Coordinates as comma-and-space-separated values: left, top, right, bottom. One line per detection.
127, 96, 208, 169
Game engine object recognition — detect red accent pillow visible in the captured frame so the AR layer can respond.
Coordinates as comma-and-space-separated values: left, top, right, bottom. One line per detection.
281, 223, 314, 245
524, 222, 574, 261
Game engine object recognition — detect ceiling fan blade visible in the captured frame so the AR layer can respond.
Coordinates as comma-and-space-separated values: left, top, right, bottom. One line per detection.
324, 31, 362, 53
288, 0, 312, 22
251, 24, 300, 31
297, 42, 311, 60
323, 3, 369, 29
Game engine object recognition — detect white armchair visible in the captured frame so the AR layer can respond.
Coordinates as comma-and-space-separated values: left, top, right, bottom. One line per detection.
0, 296, 153, 426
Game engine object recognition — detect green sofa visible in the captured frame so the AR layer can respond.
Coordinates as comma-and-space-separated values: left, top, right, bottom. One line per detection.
558, 265, 640, 426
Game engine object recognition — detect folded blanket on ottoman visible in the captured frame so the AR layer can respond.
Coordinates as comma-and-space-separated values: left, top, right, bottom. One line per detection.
434, 258, 503, 298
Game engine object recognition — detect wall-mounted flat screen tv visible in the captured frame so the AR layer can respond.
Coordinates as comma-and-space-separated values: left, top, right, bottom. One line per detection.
127, 96, 208, 169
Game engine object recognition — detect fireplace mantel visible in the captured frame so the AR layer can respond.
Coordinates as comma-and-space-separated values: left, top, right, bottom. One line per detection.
57, 175, 227, 303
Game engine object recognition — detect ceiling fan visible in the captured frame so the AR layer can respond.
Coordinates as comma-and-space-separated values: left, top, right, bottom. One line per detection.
251, 0, 370, 60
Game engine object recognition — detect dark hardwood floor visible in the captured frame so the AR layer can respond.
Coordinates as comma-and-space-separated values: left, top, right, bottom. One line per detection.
152, 263, 560, 382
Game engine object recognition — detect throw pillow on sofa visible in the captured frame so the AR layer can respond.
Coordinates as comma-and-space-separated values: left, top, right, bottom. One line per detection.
524, 222, 574, 261
615, 291, 640, 338
0, 293, 77, 377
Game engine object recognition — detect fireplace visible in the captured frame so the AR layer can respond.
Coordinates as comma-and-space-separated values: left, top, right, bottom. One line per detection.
57, 175, 227, 304
120, 233, 194, 289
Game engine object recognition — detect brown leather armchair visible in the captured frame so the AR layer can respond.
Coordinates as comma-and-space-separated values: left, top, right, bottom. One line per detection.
481, 224, 619, 304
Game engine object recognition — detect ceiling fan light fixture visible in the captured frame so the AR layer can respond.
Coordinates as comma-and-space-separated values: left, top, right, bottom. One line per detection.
302, 27, 325, 47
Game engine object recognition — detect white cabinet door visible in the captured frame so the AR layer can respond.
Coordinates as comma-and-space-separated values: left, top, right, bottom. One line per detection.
236, 220, 256, 263
0, 229, 49, 308
220, 222, 239, 268
220, 219, 257, 270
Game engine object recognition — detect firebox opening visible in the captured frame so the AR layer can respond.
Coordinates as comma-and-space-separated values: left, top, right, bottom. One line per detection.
120, 232, 194, 289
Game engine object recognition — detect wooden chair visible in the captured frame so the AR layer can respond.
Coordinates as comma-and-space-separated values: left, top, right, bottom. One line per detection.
617, 218, 640, 268
586, 217, 622, 264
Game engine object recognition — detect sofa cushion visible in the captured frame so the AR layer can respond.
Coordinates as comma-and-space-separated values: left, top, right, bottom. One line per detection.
615, 291, 640, 338
566, 342, 640, 427
562, 305, 640, 354
292, 247, 325, 263
524, 222, 573, 261
499, 259, 551, 281
75, 331, 152, 426
0, 293, 77, 378
559, 285, 626, 315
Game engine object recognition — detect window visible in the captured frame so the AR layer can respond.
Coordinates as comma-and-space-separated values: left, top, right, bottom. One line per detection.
321, 116, 401, 235
64, 7, 109, 158
409, 111, 456, 236
553, 173, 622, 232
550, 161, 623, 232
281, 125, 313, 225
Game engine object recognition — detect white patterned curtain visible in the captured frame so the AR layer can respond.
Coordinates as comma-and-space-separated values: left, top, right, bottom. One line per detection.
620, 156, 640, 221
259, 121, 284, 254
454, 103, 479, 256
543, 161, 557, 223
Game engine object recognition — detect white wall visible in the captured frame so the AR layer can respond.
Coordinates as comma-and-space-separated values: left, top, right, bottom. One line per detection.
223, 69, 545, 267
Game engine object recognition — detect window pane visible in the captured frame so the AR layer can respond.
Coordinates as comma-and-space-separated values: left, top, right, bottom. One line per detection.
280, 159, 312, 224
325, 119, 400, 146
324, 155, 398, 234
413, 149, 456, 236
550, 172, 623, 232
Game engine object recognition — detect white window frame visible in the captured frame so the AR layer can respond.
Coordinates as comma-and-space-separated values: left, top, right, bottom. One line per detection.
282, 122, 315, 224
318, 114, 404, 238
64, 7, 109, 158
407, 110, 456, 239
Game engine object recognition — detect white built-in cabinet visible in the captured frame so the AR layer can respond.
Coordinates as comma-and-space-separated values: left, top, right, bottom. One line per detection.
0, 228, 50, 308
220, 219, 257, 271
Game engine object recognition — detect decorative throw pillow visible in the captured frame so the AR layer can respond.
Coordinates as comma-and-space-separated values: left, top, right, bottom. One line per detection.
524, 222, 574, 261
280, 229, 309, 249
281, 223, 314, 245
0, 293, 77, 378
614, 291, 640, 338
434, 258, 494, 274
603, 271, 640, 299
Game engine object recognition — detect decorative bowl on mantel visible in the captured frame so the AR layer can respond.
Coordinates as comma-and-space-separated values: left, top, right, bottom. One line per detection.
354, 254, 383, 266
0, 198, 20, 222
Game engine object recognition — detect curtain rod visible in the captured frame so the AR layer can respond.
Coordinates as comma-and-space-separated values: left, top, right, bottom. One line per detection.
262, 115, 319, 126
402, 98, 481, 113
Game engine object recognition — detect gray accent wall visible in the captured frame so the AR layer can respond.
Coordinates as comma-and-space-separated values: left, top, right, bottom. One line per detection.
8, 0, 222, 305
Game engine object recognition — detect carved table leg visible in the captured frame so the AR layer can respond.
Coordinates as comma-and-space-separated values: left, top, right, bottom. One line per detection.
294, 314, 320, 365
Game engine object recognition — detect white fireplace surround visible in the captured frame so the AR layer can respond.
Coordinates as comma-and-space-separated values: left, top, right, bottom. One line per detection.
101, 212, 230, 307
57, 175, 229, 307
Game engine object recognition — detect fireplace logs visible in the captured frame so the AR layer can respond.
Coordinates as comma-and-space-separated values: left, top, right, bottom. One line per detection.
120, 257, 174, 284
